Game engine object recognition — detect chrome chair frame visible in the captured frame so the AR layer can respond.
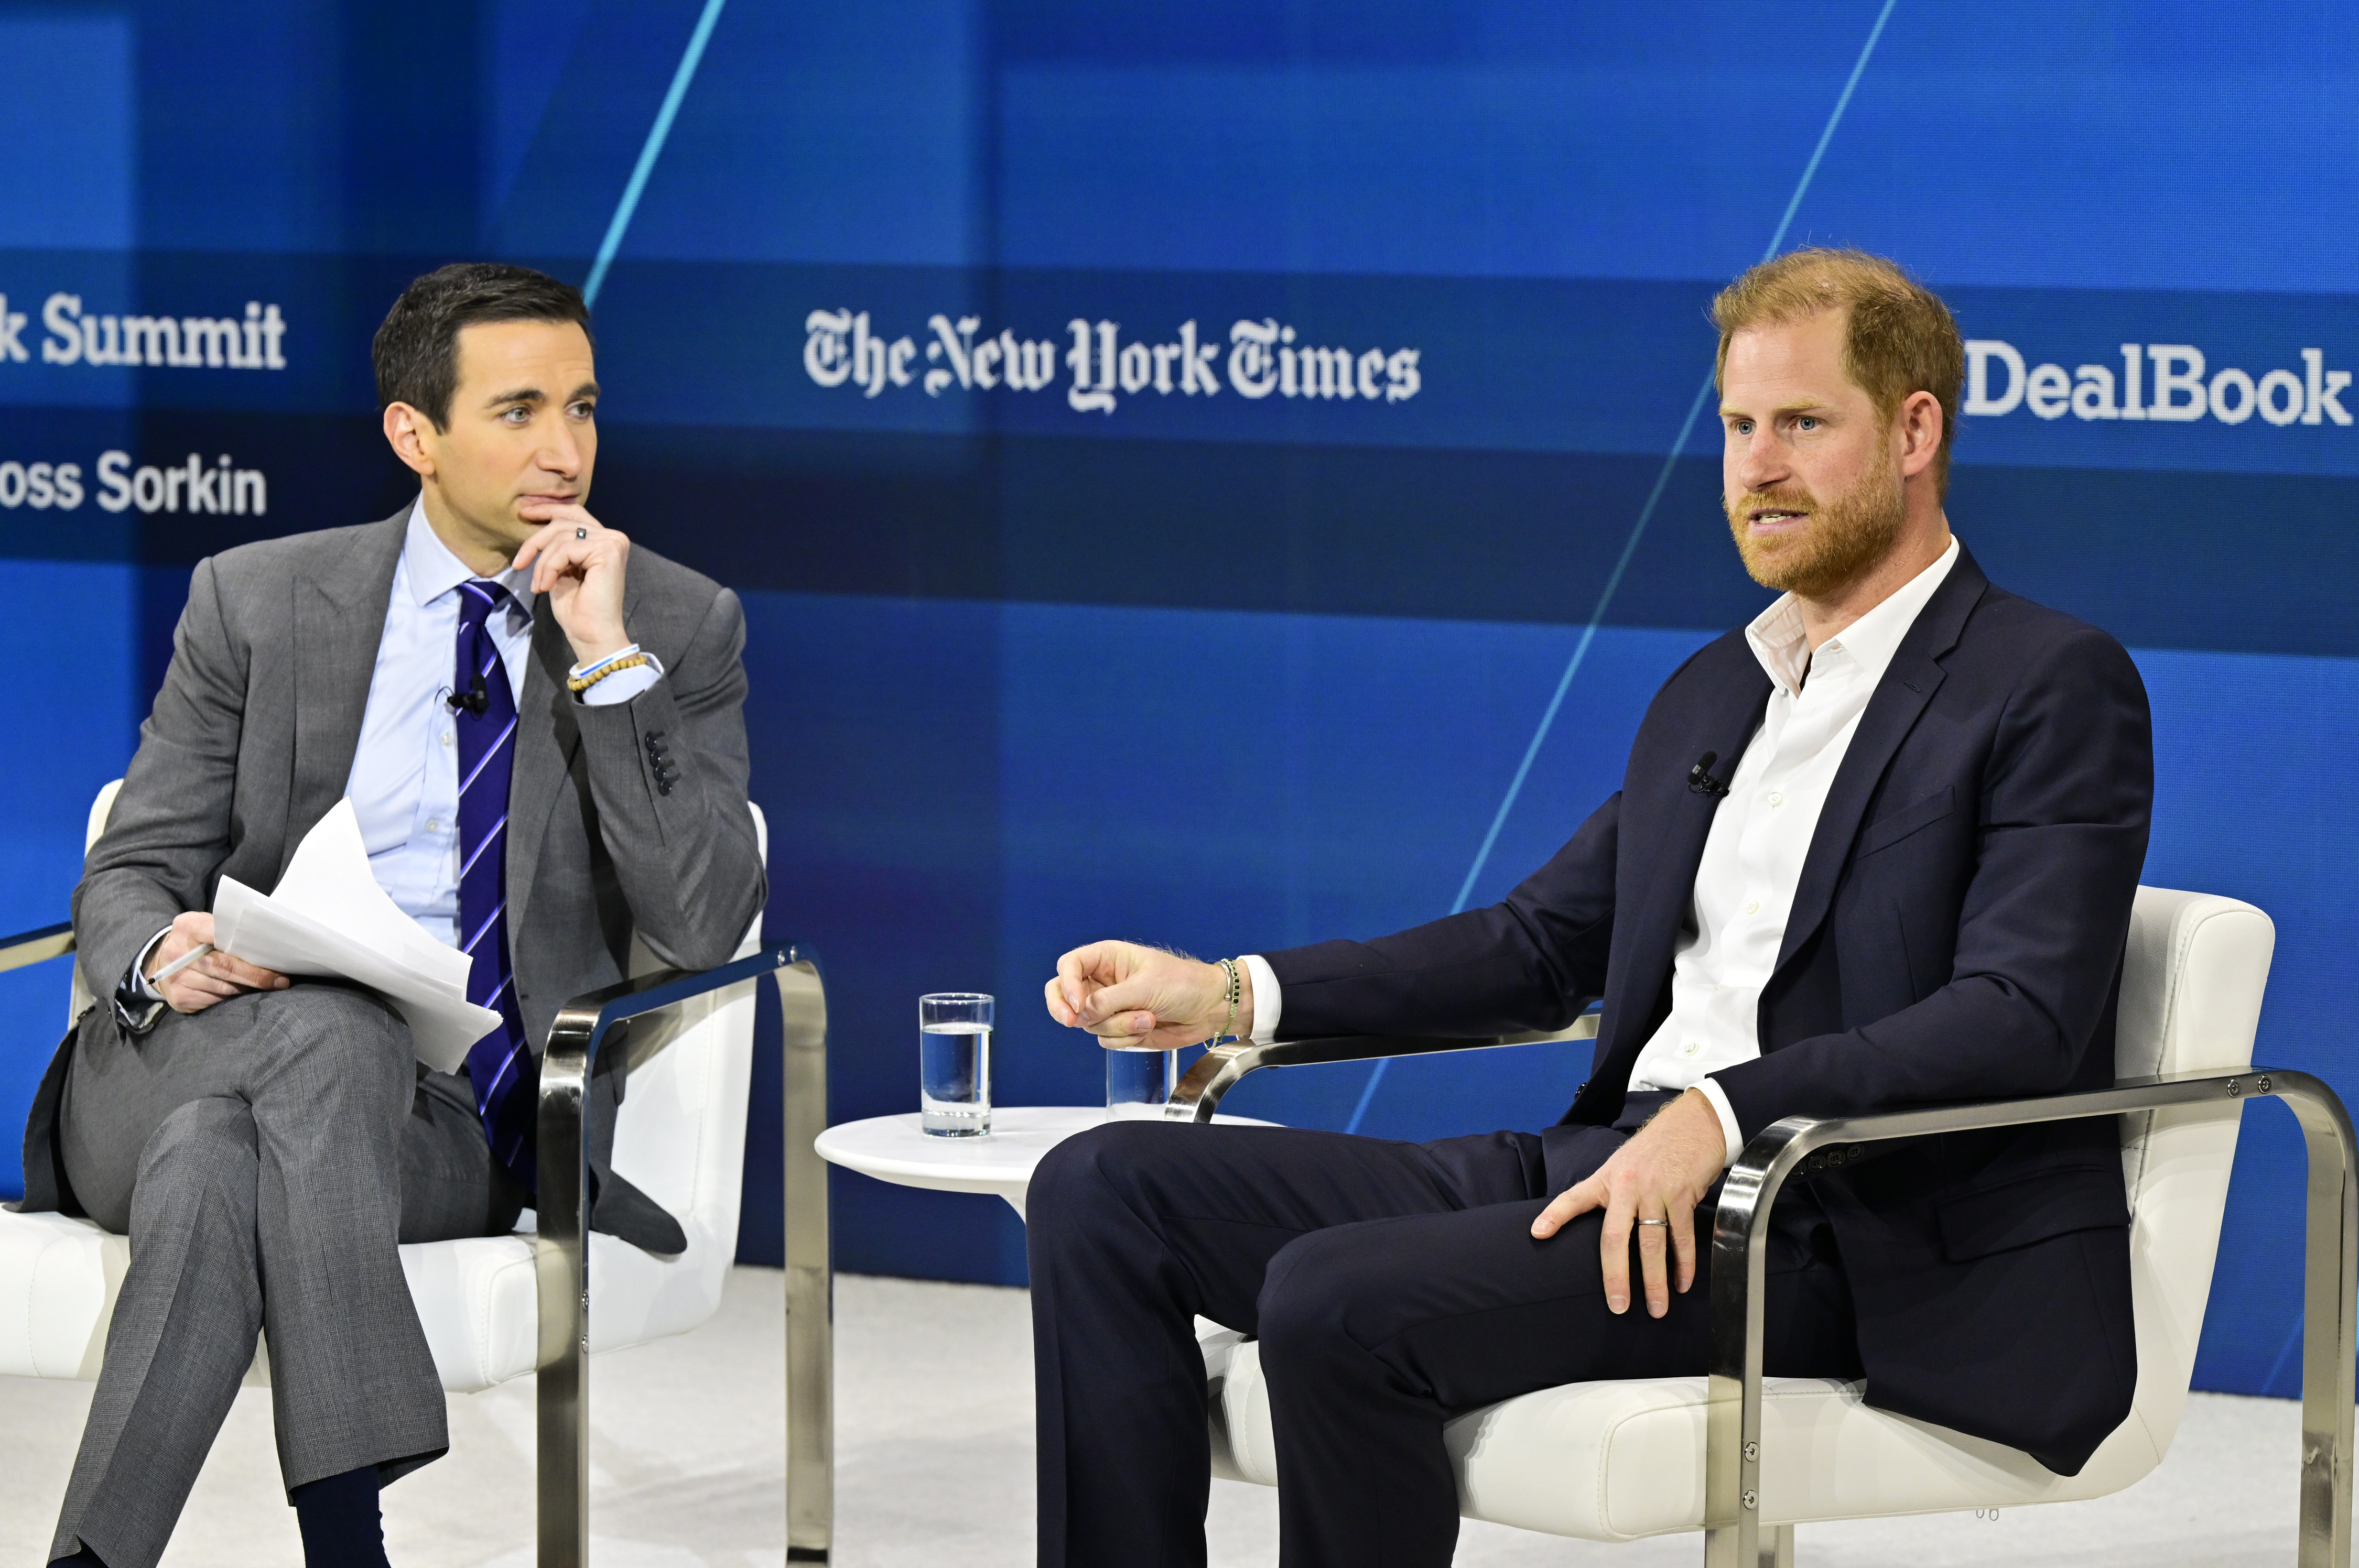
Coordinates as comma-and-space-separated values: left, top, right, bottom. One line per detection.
1165, 1023, 2356, 1568
0, 923, 835, 1568
535, 942, 836, 1565
1163, 1013, 1601, 1121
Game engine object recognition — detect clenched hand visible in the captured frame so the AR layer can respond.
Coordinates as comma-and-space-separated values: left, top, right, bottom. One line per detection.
1045, 940, 1252, 1051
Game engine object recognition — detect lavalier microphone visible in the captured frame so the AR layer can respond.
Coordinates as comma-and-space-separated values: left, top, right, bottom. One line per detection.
1687, 752, 1730, 797
445, 675, 490, 717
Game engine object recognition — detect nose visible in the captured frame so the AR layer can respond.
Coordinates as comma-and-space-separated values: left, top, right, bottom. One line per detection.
537, 421, 582, 480
1732, 424, 1787, 495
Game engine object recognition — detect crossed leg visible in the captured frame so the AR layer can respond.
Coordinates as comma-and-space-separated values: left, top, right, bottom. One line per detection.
50, 983, 520, 1568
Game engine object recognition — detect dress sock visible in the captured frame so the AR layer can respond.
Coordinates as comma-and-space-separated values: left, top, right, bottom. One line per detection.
290, 1465, 390, 1568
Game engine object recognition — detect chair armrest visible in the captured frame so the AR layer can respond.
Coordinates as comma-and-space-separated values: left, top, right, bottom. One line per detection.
0, 920, 74, 974
533, 943, 817, 1367
1165, 1006, 1599, 1123
1701, 1066, 2358, 1567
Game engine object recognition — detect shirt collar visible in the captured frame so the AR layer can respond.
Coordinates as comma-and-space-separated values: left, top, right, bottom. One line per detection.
402, 496, 535, 612
1744, 535, 1961, 699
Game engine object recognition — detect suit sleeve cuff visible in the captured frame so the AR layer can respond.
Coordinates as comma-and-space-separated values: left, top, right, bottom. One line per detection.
1239, 953, 1281, 1043
128, 924, 174, 1003
1696, 1076, 1745, 1168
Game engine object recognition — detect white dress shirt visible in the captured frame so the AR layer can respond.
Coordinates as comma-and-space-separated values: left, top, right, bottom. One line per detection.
132, 499, 662, 990
1241, 536, 1961, 1169
1627, 536, 1958, 1162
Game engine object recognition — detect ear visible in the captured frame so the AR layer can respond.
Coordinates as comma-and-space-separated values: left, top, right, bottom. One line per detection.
1895, 389, 1943, 480
382, 402, 437, 479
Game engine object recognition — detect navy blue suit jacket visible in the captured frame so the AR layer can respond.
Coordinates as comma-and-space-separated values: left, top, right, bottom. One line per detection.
1263, 547, 2152, 1475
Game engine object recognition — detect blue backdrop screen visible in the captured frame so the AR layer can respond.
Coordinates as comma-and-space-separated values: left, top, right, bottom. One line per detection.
0, 0, 2349, 1400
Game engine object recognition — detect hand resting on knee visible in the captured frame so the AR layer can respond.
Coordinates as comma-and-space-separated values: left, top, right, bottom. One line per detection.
1529, 1086, 1726, 1320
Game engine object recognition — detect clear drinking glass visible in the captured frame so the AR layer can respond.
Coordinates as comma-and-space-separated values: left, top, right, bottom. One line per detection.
1106, 1045, 1177, 1119
919, 993, 993, 1137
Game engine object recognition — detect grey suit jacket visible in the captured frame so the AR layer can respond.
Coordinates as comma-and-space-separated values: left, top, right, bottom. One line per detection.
19, 507, 767, 1212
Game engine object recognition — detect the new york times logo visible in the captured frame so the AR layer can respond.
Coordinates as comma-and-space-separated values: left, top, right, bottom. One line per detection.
1964, 339, 2350, 428
0, 292, 288, 369
804, 312, 1421, 414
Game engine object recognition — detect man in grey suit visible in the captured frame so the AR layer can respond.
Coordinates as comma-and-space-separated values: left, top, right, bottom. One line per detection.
16, 263, 765, 1568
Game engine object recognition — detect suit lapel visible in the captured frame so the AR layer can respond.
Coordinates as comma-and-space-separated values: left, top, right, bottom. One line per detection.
505, 601, 583, 954
286, 514, 406, 875
1772, 549, 1990, 973
1591, 660, 1772, 1089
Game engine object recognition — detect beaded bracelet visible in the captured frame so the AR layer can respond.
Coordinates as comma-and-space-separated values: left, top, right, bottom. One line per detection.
1215, 956, 1240, 1044
567, 651, 652, 693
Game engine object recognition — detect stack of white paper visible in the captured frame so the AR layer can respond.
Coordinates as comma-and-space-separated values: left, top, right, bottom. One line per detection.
212, 799, 504, 1073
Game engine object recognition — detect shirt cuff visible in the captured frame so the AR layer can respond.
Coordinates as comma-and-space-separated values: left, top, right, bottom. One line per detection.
572, 647, 665, 706
1239, 954, 1281, 1044
129, 924, 174, 1003
1696, 1076, 1745, 1168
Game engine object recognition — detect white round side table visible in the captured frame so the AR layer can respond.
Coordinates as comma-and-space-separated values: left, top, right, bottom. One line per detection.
816, 1106, 1275, 1218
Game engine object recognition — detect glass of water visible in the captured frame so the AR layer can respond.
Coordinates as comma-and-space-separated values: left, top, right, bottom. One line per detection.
1106, 1045, 1177, 1119
919, 993, 993, 1137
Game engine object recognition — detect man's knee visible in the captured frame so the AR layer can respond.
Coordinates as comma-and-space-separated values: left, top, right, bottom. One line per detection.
252, 984, 411, 1089
133, 1098, 259, 1219
1028, 1120, 1209, 1269
1257, 1227, 1383, 1374
1031, 1120, 1171, 1213
1028, 1121, 1132, 1235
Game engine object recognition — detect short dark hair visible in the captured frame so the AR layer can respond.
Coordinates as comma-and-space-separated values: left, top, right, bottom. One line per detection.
372, 263, 593, 430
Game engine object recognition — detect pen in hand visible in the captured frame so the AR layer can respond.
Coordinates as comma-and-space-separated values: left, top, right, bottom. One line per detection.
149, 942, 216, 986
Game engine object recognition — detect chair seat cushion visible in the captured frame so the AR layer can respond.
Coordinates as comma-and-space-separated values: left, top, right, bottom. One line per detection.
0, 1208, 728, 1393
0, 1209, 128, 1380
1200, 1330, 2167, 1540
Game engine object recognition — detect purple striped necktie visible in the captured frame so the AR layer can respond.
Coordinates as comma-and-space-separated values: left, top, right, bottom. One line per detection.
454, 579, 536, 1190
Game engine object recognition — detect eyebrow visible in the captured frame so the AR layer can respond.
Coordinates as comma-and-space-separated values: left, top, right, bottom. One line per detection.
483, 380, 600, 408
1720, 398, 1834, 419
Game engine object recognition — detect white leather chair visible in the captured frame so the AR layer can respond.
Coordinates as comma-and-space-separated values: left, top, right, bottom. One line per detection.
0, 781, 835, 1566
1186, 888, 2357, 1564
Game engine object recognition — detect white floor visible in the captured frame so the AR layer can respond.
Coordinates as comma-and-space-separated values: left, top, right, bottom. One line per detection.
0, 1267, 2330, 1566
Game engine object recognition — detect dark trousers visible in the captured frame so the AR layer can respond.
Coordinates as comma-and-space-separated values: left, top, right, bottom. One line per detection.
1026, 1116, 1864, 1568
50, 983, 524, 1568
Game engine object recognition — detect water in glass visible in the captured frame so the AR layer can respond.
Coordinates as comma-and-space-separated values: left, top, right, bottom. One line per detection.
1106, 1045, 1176, 1119
920, 992, 993, 1136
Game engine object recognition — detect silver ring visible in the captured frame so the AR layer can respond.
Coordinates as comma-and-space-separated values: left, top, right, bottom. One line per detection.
575, 526, 589, 539
1635, 1218, 1670, 1227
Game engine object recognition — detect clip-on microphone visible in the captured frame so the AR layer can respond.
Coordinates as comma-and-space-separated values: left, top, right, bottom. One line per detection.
445, 674, 490, 717
1687, 751, 1730, 797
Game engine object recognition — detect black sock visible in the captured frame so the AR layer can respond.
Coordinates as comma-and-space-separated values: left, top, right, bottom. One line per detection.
289, 1465, 389, 1568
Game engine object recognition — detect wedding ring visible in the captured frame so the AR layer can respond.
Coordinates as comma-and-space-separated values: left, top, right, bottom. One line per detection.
1635, 1218, 1670, 1227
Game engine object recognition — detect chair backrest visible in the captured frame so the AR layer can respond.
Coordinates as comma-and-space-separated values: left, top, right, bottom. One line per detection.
2111, 885, 2275, 1456
67, 778, 126, 1026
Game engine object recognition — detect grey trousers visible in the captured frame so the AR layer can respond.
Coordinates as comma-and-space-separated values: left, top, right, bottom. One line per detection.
48, 982, 524, 1568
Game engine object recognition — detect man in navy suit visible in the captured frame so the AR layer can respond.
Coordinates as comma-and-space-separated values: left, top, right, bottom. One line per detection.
1029, 249, 2151, 1568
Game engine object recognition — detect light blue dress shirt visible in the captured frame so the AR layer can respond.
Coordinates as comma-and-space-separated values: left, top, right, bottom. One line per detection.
342, 499, 659, 948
